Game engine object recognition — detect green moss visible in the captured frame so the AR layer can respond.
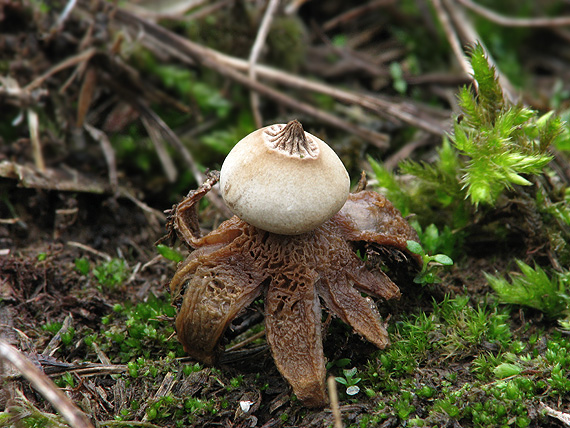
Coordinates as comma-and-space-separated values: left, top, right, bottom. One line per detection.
93, 258, 130, 290
91, 293, 182, 362
354, 299, 570, 427
486, 259, 570, 319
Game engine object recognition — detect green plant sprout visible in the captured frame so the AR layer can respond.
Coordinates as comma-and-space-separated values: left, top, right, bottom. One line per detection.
411, 221, 459, 259
406, 240, 453, 284
335, 367, 362, 396
389, 62, 407, 94
368, 155, 412, 217
326, 358, 352, 370
156, 244, 185, 263
453, 44, 561, 206
95, 293, 182, 362
151, 64, 231, 119
93, 258, 129, 289
493, 362, 522, 379
486, 260, 570, 320
372, 43, 565, 232
74, 257, 90, 275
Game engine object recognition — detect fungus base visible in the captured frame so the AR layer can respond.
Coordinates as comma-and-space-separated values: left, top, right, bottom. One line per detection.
166, 172, 421, 407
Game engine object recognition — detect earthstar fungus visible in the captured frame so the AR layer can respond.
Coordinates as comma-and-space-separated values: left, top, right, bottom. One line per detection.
165, 120, 421, 407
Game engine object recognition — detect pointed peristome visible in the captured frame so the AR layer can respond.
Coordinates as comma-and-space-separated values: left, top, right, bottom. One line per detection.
265, 120, 318, 158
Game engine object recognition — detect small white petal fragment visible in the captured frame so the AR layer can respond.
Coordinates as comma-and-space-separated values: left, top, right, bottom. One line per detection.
240, 400, 254, 413
346, 386, 360, 396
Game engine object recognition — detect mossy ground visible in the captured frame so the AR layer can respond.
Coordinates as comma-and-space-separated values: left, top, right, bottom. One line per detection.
2, 0, 570, 427
2, 179, 569, 427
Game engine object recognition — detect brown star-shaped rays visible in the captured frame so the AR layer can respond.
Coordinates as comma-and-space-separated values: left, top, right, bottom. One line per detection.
167, 174, 421, 407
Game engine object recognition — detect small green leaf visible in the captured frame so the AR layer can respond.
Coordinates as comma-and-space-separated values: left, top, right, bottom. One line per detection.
335, 358, 352, 368
335, 377, 348, 385
467, 180, 492, 205
433, 254, 453, 266
505, 172, 532, 186
157, 244, 185, 263
559, 319, 570, 331
343, 367, 358, 378
493, 363, 522, 379
75, 258, 91, 275
331, 34, 347, 47
406, 240, 423, 255
390, 62, 407, 94
535, 110, 555, 127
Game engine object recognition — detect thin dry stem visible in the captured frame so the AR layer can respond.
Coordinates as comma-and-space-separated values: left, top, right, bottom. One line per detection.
444, 0, 519, 103
225, 330, 266, 352
327, 376, 343, 428
84, 124, 119, 192
124, 0, 208, 20
26, 109, 45, 172
429, 0, 474, 80
25, 47, 96, 92
457, 0, 570, 27
129, 98, 231, 218
323, 0, 396, 32
42, 314, 73, 357
541, 403, 570, 426
208, 50, 449, 135
0, 340, 95, 428
76, 66, 97, 128
85, 0, 448, 137
67, 241, 112, 261
249, 0, 281, 127
56, 0, 79, 29
184, 0, 233, 21
141, 372, 176, 422
89, 1, 391, 147
140, 115, 178, 183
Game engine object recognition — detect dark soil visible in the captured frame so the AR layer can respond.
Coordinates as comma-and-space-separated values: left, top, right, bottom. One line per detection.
3, 0, 570, 427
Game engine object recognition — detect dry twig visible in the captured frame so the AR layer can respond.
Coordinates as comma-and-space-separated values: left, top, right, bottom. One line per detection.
456, 0, 570, 27
323, 0, 396, 32
56, 0, 79, 29
540, 403, 570, 426
429, 0, 473, 80
42, 314, 73, 357
67, 241, 112, 261
84, 124, 119, 192
76, 66, 97, 128
27, 109, 45, 172
443, 0, 519, 103
25, 48, 96, 92
225, 329, 266, 352
140, 372, 176, 422
81, 0, 392, 147
214, 55, 449, 135
327, 376, 343, 428
77, 0, 450, 139
0, 76, 47, 107
429, 0, 519, 103
0, 340, 95, 428
249, 0, 281, 127
140, 115, 178, 183
124, 0, 209, 20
